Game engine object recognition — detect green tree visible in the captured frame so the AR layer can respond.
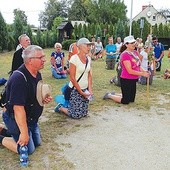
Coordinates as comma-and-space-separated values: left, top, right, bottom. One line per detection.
51, 16, 63, 39
77, 23, 83, 38
152, 24, 158, 37
141, 19, 151, 42
39, 0, 69, 30
83, 24, 88, 37
68, 0, 87, 21
44, 30, 51, 47
124, 24, 129, 37
158, 23, 164, 38
13, 9, 28, 26
13, 14, 24, 47
164, 24, 169, 38
86, 0, 127, 24
7, 34, 15, 51
95, 24, 102, 37
132, 21, 140, 38
36, 29, 43, 46
25, 25, 33, 41
80, 26, 85, 37
73, 24, 79, 39
115, 19, 125, 40
90, 23, 96, 37
0, 12, 8, 52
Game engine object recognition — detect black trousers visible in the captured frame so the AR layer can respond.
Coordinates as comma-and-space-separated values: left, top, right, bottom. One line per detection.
120, 78, 138, 104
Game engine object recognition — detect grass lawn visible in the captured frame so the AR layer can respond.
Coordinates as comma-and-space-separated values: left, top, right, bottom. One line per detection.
0, 48, 170, 169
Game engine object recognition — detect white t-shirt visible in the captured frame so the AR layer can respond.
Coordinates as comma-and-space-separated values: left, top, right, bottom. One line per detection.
69, 54, 91, 89
115, 42, 123, 52
95, 42, 103, 53
140, 50, 148, 71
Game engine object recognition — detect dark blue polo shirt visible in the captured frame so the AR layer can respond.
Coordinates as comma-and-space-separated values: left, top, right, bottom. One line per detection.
6, 64, 43, 123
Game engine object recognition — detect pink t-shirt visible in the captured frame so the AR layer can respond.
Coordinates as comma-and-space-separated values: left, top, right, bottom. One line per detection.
120, 51, 140, 79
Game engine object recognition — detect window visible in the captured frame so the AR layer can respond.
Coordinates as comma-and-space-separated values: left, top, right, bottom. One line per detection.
152, 16, 156, 21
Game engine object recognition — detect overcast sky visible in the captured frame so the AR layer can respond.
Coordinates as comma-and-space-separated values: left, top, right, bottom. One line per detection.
0, 0, 169, 27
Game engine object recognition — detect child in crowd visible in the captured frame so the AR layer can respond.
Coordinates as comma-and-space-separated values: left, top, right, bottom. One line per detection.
139, 46, 156, 85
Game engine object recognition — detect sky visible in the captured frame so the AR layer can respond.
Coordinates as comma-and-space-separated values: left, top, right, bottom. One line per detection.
0, 0, 169, 27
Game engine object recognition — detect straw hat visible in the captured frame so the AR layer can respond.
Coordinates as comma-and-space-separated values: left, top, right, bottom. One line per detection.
37, 80, 52, 106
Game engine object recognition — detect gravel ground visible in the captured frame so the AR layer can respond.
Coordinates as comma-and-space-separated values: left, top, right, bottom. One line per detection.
57, 106, 170, 170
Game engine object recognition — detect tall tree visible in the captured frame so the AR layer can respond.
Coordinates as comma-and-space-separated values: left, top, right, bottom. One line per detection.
115, 19, 125, 40
86, 0, 127, 24
0, 12, 8, 52
51, 16, 63, 38
95, 24, 102, 37
13, 14, 24, 47
158, 23, 164, 38
25, 25, 33, 41
68, 0, 87, 21
13, 9, 28, 26
39, 0, 69, 30
132, 21, 140, 38
152, 24, 158, 37
164, 24, 169, 38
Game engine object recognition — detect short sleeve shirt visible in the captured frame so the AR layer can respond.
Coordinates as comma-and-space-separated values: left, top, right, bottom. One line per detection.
6, 65, 43, 122
120, 51, 140, 79
105, 44, 117, 59
153, 43, 164, 60
69, 54, 91, 89
51, 51, 65, 68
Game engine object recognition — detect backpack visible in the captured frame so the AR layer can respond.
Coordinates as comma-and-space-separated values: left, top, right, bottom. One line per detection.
0, 71, 27, 108
0, 78, 7, 86
0, 87, 7, 108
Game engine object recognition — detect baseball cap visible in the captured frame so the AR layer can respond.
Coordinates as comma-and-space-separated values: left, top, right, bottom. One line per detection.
77, 38, 94, 46
124, 35, 136, 44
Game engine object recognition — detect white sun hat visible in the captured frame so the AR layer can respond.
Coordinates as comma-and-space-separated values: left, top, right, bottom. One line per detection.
37, 80, 52, 106
77, 38, 94, 46
124, 35, 136, 44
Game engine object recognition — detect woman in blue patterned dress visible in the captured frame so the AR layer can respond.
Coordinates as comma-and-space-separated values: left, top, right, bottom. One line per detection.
51, 43, 67, 79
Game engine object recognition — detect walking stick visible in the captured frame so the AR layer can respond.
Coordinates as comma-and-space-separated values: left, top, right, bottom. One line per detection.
146, 76, 150, 101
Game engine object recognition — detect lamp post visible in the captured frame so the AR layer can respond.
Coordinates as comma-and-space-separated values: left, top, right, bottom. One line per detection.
140, 19, 144, 38
129, 0, 133, 35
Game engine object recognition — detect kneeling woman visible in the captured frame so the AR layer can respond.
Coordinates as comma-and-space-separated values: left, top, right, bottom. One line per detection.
55, 38, 93, 119
51, 43, 67, 79
103, 36, 150, 104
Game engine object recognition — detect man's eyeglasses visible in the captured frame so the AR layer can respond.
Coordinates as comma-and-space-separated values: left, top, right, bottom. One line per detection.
30, 56, 45, 60
153, 40, 157, 43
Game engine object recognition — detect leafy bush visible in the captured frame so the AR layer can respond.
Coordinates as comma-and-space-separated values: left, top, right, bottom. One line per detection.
62, 39, 76, 50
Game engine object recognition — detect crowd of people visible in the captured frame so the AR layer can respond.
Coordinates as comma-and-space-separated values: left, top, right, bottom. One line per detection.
0, 33, 167, 161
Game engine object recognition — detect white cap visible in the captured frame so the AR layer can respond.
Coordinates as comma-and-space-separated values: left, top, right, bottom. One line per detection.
77, 38, 94, 46
124, 35, 136, 44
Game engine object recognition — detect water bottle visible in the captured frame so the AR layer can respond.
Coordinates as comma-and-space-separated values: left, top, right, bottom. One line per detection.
87, 95, 94, 101
84, 89, 94, 101
19, 146, 28, 167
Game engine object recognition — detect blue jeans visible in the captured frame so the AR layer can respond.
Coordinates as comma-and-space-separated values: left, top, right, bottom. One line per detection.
51, 67, 67, 79
3, 112, 41, 155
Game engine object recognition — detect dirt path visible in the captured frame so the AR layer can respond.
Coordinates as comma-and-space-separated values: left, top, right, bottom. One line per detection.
57, 106, 170, 170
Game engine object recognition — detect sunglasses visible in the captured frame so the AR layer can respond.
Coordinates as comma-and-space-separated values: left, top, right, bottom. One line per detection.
126, 42, 136, 45
153, 40, 157, 43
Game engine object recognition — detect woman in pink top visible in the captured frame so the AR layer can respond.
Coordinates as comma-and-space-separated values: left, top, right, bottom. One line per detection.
103, 35, 149, 104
